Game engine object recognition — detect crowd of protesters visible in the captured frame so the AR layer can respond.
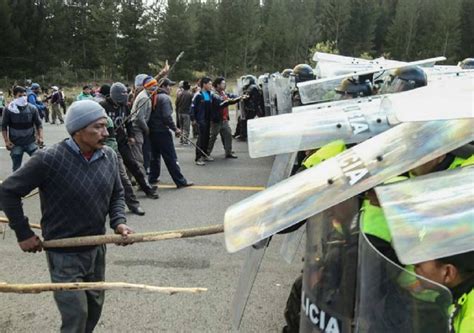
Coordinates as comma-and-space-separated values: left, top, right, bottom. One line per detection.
1, 71, 253, 213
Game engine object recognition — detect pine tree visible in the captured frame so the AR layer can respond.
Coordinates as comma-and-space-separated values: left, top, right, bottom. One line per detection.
387, 0, 422, 60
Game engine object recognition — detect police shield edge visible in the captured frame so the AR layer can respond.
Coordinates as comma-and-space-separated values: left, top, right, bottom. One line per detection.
224, 119, 474, 253
298, 56, 446, 105
247, 76, 473, 158
375, 167, 474, 266
230, 79, 297, 329
230, 152, 298, 330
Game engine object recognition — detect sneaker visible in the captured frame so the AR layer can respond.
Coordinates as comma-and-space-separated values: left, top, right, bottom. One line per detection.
195, 160, 205, 166
225, 153, 238, 159
204, 156, 214, 162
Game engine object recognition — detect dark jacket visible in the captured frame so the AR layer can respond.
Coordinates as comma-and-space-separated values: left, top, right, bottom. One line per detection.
2, 103, 42, 146
191, 90, 224, 124
148, 90, 177, 132
100, 98, 133, 145
175, 89, 193, 116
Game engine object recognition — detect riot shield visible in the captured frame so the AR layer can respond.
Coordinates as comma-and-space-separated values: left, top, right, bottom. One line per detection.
300, 197, 361, 333
225, 119, 474, 253
375, 167, 474, 265
356, 232, 452, 333
268, 74, 279, 116
261, 74, 272, 117
247, 97, 391, 158
274, 76, 293, 115
298, 57, 446, 105
231, 152, 297, 329
235, 76, 244, 121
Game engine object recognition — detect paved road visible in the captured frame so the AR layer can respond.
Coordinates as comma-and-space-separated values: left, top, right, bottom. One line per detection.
0, 111, 304, 332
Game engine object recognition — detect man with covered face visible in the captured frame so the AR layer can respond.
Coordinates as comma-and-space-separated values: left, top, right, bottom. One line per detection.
99, 82, 158, 199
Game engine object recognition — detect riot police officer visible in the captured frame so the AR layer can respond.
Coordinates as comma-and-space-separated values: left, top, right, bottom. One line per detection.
380, 66, 428, 94
235, 75, 264, 141
291, 64, 316, 107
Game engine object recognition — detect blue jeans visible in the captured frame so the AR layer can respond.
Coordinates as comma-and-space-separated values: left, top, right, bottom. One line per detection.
10, 142, 38, 171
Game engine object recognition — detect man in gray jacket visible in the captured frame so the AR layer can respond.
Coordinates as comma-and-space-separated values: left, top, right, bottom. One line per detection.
0, 100, 134, 333
130, 75, 156, 176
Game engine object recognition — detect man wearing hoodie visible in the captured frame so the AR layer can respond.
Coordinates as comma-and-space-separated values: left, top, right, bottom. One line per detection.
2, 86, 43, 171
148, 78, 193, 188
99, 82, 158, 199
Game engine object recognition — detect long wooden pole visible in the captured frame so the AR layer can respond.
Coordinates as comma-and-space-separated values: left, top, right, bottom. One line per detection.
42, 224, 224, 248
0, 282, 206, 295
0, 217, 224, 248
0, 216, 41, 229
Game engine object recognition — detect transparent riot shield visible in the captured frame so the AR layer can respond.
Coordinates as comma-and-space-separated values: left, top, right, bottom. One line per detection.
261, 75, 272, 117
268, 74, 279, 116
375, 167, 474, 265
274, 76, 293, 115
356, 232, 452, 333
225, 119, 474, 253
298, 57, 446, 105
300, 197, 361, 333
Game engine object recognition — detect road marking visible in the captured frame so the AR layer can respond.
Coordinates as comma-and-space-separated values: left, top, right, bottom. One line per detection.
158, 184, 265, 191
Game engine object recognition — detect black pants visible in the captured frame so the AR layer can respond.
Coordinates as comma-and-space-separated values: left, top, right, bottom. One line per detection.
149, 130, 187, 186
118, 141, 151, 192
46, 246, 106, 333
196, 122, 210, 161
143, 134, 151, 172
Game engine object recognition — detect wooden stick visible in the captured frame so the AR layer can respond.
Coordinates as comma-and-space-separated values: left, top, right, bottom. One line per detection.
42, 224, 224, 248
0, 217, 41, 230
0, 282, 207, 295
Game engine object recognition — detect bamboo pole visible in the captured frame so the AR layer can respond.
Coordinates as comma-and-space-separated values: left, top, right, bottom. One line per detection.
0, 282, 207, 295
0, 216, 41, 229
42, 224, 224, 248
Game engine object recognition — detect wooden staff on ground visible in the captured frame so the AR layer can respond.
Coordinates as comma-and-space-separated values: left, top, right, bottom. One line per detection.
0, 281, 207, 295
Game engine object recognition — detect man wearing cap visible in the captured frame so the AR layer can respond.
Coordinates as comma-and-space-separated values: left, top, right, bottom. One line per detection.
27, 83, 47, 120
0, 100, 133, 332
2, 86, 44, 171
148, 78, 193, 188
48, 86, 64, 125
76, 85, 93, 101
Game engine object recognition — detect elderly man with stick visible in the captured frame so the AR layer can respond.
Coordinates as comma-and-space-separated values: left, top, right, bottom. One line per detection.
0, 100, 134, 333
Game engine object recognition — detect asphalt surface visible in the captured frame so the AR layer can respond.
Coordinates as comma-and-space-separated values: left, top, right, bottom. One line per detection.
0, 110, 304, 332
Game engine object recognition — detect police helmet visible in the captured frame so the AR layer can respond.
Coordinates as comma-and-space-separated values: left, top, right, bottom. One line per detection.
242, 75, 257, 87
293, 64, 315, 83
335, 78, 373, 99
458, 58, 474, 69
281, 69, 293, 78
257, 74, 268, 87
381, 66, 427, 94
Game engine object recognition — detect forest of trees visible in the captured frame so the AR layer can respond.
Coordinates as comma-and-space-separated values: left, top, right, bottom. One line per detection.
0, 0, 472, 85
